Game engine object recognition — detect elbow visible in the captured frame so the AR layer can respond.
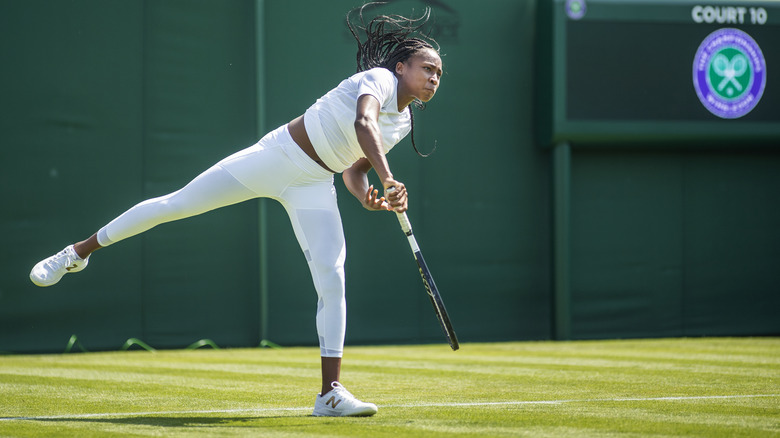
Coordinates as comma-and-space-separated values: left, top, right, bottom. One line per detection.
354, 117, 369, 133
354, 114, 377, 133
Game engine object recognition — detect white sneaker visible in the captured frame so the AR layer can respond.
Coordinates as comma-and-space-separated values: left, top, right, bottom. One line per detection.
30, 245, 89, 287
312, 382, 378, 417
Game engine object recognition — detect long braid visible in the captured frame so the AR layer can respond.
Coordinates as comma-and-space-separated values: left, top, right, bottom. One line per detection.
409, 109, 437, 158
347, 3, 439, 157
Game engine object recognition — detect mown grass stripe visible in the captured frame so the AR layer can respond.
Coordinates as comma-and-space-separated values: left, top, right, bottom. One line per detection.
2, 393, 776, 422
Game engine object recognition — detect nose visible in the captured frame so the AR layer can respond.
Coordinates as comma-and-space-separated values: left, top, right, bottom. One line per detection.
430, 74, 439, 85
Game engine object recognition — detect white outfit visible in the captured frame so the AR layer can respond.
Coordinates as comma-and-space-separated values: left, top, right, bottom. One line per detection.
305, 67, 411, 173
95, 68, 410, 358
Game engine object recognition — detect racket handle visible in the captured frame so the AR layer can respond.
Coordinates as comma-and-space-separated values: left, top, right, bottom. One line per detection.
386, 186, 413, 235
396, 211, 412, 235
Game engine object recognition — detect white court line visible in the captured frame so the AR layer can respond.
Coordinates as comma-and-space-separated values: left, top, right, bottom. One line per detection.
383, 394, 780, 408
1, 394, 777, 422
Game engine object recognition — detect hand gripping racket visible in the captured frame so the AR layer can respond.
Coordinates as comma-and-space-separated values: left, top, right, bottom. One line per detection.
387, 189, 459, 350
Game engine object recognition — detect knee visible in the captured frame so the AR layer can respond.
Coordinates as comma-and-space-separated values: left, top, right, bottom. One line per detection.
308, 244, 346, 272
151, 194, 191, 220
312, 259, 345, 290
307, 249, 346, 299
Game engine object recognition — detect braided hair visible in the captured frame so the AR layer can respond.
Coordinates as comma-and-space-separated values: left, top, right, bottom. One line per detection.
347, 3, 440, 157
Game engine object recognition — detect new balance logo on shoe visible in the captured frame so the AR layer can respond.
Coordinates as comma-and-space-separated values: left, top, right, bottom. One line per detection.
312, 382, 377, 417
65, 264, 79, 272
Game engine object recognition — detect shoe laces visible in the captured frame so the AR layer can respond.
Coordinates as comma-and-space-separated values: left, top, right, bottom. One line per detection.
45, 248, 76, 271
329, 382, 356, 400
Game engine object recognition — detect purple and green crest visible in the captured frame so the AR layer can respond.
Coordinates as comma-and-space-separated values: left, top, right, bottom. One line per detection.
566, 0, 586, 20
693, 28, 766, 119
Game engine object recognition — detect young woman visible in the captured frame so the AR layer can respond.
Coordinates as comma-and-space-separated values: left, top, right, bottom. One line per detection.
29, 5, 442, 417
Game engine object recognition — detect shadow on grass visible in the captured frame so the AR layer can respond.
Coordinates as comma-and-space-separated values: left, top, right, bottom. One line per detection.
10, 414, 371, 429
64, 416, 307, 427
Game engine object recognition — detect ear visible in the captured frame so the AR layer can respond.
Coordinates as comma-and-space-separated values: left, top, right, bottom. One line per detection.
395, 61, 405, 75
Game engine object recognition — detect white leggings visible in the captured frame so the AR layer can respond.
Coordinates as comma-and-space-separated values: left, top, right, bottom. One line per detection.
97, 125, 346, 357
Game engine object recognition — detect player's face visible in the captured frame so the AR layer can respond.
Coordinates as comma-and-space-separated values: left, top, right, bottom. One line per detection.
396, 48, 443, 105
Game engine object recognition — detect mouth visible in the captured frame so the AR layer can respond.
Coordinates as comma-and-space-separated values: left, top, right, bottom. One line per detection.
420, 91, 436, 102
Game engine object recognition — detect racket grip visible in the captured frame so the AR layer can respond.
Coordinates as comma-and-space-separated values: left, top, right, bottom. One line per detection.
386, 186, 413, 235
396, 211, 413, 235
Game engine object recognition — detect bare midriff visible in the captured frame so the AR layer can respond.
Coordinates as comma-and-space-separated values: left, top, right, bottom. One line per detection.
288, 115, 336, 173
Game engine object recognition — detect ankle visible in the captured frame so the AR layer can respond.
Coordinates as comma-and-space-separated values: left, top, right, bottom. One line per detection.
73, 234, 102, 259
72, 244, 90, 260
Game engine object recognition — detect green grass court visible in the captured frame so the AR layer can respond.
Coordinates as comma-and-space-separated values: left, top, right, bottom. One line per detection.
0, 338, 777, 437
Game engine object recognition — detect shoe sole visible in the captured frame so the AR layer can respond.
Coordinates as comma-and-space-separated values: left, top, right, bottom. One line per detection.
312, 406, 378, 417
30, 278, 55, 287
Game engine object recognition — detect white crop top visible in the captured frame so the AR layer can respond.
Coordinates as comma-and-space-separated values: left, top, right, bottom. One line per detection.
303, 67, 412, 173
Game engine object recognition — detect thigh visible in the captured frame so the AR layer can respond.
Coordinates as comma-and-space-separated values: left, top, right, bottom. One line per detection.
216, 127, 306, 199
282, 183, 346, 267
168, 163, 259, 216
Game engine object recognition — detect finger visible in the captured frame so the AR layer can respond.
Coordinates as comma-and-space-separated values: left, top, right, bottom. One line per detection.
387, 187, 405, 202
366, 186, 379, 205
390, 189, 407, 205
384, 183, 403, 199
394, 194, 408, 212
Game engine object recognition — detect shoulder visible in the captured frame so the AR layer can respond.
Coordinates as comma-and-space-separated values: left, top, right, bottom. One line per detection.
363, 67, 395, 80
354, 68, 397, 106
356, 67, 397, 87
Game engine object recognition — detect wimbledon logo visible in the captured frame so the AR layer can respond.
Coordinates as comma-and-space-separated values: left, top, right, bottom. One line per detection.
693, 28, 766, 119
566, 0, 586, 20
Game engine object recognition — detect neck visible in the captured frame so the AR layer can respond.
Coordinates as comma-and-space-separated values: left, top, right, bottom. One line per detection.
397, 97, 414, 112
396, 83, 415, 111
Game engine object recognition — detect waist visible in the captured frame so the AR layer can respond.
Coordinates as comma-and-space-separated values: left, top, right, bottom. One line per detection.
288, 115, 335, 173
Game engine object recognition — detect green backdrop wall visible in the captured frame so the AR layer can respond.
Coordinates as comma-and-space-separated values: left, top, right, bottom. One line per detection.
570, 149, 780, 338
1, 0, 261, 352
0, 0, 776, 354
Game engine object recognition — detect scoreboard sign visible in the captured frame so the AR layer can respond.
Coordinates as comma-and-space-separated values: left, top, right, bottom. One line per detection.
540, 0, 780, 144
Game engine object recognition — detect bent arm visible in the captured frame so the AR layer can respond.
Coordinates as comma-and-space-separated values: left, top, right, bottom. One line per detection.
343, 158, 389, 211
352, 94, 408, 211
354, 95, 394, 188
343, 157, 372, 201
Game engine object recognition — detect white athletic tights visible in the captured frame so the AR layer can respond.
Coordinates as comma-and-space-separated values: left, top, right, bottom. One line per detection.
97, 125, 347, 357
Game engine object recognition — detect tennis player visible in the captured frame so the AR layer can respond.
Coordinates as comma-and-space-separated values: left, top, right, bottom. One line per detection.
29, 5, 442, 417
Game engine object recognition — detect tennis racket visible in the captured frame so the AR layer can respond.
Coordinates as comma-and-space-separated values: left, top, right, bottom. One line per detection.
387, 192, 459, 351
